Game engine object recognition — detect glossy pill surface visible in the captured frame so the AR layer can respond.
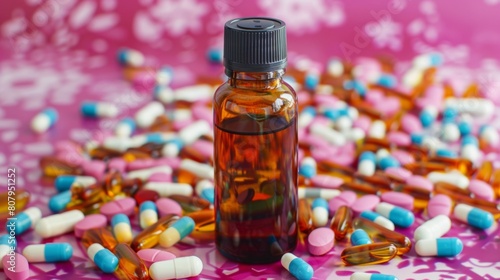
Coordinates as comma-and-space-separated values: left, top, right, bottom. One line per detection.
415, 238, 463, 257
149, 256, 203, 280
23, 243, 73, 262
308, 227, 335, 256
281, 253, 314, 280
137, 249, 176, 268
87, 243, 119, 273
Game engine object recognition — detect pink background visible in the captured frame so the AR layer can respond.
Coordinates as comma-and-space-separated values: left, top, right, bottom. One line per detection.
1, 0, 500, 279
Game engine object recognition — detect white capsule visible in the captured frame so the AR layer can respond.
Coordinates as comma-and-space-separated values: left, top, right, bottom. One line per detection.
376, 149, 391, 162
174, 84, 214, 103
35, 210, 84, 238
103, 136, 132, 152
427, 171, 469, 189
414, 215, 451, 241
460, 145, 480, 164
135, 101, 165, 128
344, 127, 365, 142
149, 256, 203, 280
358, 160, 375, 176
335, 116, 353, 132
368, 120, 386, 139
298, 107, 316, 128
178, 120, 211, 145
310, 123, 346, 146
441, 123, 460, 142
327, 59, 344, 77
422, 136, 445, 154
144, 182, 193, 197
155, 87, 175, 104
195, 180, 214, 196
114, 118, 136, 137
298, 187, 340, 200
127, 166, 173, 181
402, 67, 423, 89
179, 159, 214, 180
480, 126, 500, 147
445, 98, 494, 118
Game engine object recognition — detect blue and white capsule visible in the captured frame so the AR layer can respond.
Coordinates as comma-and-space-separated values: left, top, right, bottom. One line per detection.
298, 106, 316, 128
327, 58, 344, 77
54, 175, 97, 193
117, 48, 144, 67
375, 202, 414, 228
358, 151, 376, 176
281, 253, 314, 280
413, 53, 443, 69
159, 216, 195, 248
378, 155, 400, 171
139, 201, 158, 229
195, 180, 215, 204
161, 138, 185, 158
114, 117, 136, 137
312, 198, 329, 227
440, 121, 460, 142
111, 214, 132, 243
206, 48, 223, 64
344, 80, 367, 97
419, 106, 438, 128
479, 125, 500, 147
376, 74, 397, 88
299, 157, 317, 179
7, 207, 42, 235
87, 243, 119, 273
22, 243, 73, 262
453, 204, 494, 229
304, 71, 320, 90
360, 211, 395, 230
350, 272, 399, 280
0, 234, 16, 269
460, 135, 480, 163
156, 66, 174, 86
350, 229, 372, 246
48, 191, 71, 213
298, 187, 340, 200
415, 238, 463, 257
458, 118, 472, 136
81, 101, 118, 118
31, 108, 58, 133
435, 148, 457, 158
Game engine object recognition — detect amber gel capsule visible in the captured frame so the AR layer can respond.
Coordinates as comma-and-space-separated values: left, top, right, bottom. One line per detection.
330, 205, 353, 241
340, 242, 398, 265
130, 214, 179, 251
353, 217, 411, 255
213, 17, 298, 263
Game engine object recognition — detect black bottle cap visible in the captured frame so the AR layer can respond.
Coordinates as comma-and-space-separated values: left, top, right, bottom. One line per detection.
224, 17, 287, 74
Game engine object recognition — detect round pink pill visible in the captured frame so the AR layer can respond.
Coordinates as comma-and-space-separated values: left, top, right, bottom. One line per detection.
468, 179, 495, 201
380, 191, 414, 210
81, 160, 106, 180
307, 227, 335, 256
427, 194, 452, 218
384, 167, 412, 181
328, 191, 357, 215
148, 172, 172, 183
156, 198, 183, 217
311, 175, 343, 189
401, 114, 423, 134
3, 253, 30, 280
137, 249, 176, 268
351, 195, 380, 215
100, 197, 136, 220
387, 132, 411, 146
74, 214, 107, 238
406, 175, 434, 192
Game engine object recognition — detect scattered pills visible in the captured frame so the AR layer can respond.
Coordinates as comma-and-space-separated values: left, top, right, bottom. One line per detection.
54, 175, 97, 193
100, 197, 136, 220
137, 249, 176, 268
74, 214, 107, 238
8, 207, 42, 235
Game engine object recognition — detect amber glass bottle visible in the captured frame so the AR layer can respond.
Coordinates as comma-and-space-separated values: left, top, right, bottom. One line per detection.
213, 17, 298, 263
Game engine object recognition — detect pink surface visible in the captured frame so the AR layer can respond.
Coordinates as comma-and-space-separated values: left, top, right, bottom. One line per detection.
1, 1, 500, 279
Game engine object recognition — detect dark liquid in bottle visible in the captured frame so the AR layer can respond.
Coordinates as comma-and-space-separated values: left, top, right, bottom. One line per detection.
214, 114, 298, 263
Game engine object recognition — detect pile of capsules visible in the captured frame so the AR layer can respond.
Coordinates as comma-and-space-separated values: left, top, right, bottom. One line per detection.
1, 47, 499, 280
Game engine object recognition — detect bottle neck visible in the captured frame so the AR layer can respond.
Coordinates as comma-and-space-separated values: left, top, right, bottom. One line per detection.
227, 69, 285, 90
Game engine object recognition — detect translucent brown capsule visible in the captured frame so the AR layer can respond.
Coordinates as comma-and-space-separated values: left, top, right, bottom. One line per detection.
81, 227, 118, 250
340, 182, 380, 196
39, 156, 82, 177
88, 147, 122, 161
186, 209, 215, 243
340, 242, 397, 265
0, 189, 29, 220
427, 156, 474, 176
317, 161, 355, 177
403, 161, 449, 176
298, 198, 313, 234
352, 217, 411, 255
131, 214, 179, 251
476, 161, 493, 183
491, 169, 500, 198
169, 195, 211, 213
148, 114, 173, 132
354, 173, 392, 190
113, 243, 149, 280
330, 205, 353, 241
392, 184, 431, 210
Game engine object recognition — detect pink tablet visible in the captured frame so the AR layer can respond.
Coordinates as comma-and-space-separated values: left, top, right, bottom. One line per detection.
308, 227, 335, 256
74, 214, 107, 238
100, 197, 136, 220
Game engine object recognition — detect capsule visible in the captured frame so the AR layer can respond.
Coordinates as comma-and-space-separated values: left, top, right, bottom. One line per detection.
135, 101, 166, 129
476, 161, 493, 182
299, 157, 317, 178
358, 151, 376, 176
140, 201, 158, 229
35, 210, 84, 238
453, 204, 494, 229
298, 187, 340, 200
159, 216, 195, 248
375, 202, 414, 228
169, 195, 211, 213
131, 214, 179, 251
298, 106, 316, 128
350, 272, 399, 280
56, 176, 96, 193
113, 243, 149, 280
415, 238, 463, 257
195, 180, 215, 204
117, 48, 145, 67
419, 105, 437, 128
179, 158, 214, 179
115, 117, 136, 137
31, 108, 58, 133
340, 242, 397, 265
359, 211, 394, 231
111, 214, 133, 243
48, 190, 71, 213
23, 243, 73, 263
353, 217, 411, 255
81, 101, 118, 118
281, 253, 314, 280
185, 209, 215, 243
0, 189, 30, 220
330, 205, 353, 240
81, 227, 118, 250
87, 243, 119, 273
312, 198, 329, 227
7, 207, 42, 235
298, 199, 313, 234
414, 215, 451, 241
149, 256, 203, 280
351, 229, 372, 246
